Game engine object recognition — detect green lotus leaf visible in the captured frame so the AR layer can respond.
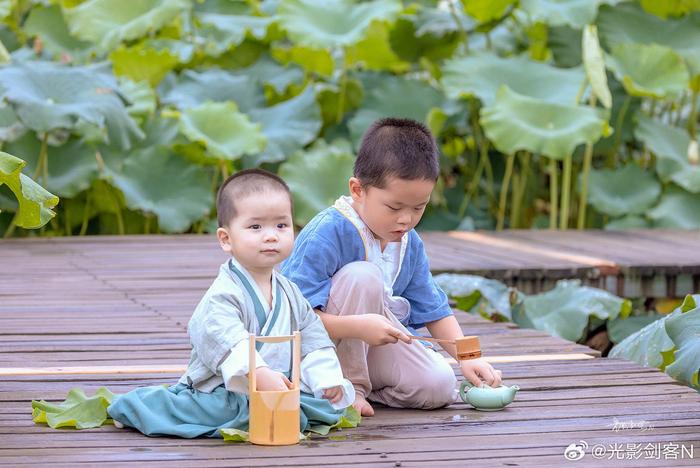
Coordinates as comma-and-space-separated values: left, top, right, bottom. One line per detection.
118, 78, 156, 117
607, 312, 666, 344
548, 26, 582, 68
316, 78, 364, 128
607, 43, 689, 99
0, 151, 58, 228
513, 279, 631, 342
4, 132, 98, 198
609, 311, 678, 367
461, 0, 515, 23
31, 387, 115, 429
344, 20, 409, 73
0, 103, 24, 142
582, 25, 612, 109
434, 273, 512, 321
520, 0, 619, 28
241, 55, 304, 94
0, 61, 143, 150
196, 11, 275, 57
109, 44, 179, 87
597, 3, 700, 82
0, 0, 10, 20
244, 86, 321, 167
413, 3, 474, 37
158, 69, 265, 112
348, 73, 443, 147
221, 428, 250, 442
442, 52, 586, 105
278, 139, 354, 225
277, 0, 401, 48
640, 0, 700, 18
271, 44, 334, 77
480, 86, 609, 160
142, 38, 196, 63
23, 4, 93, 62
635, 115, 700, 193
664, 306, 700, 389
604, 215, 651, 230
107, 147, 212, 233
648, 187, 700, 229
388, 16, 461, 63
179, 101, 266, 161
64, 0, 191, 53
585, 164, 661, 217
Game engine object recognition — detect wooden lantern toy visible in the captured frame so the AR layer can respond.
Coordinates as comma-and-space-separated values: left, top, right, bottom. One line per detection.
455, 335, 481, 360
248, 332, 301, 446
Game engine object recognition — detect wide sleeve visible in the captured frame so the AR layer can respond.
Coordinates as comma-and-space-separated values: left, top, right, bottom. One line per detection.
401, 234, 453, 329
220, 339, 269, 394
288, 280, 335, 357
281, 234, 340, 311
187, 289, 250, 374
299, 348, 356, 410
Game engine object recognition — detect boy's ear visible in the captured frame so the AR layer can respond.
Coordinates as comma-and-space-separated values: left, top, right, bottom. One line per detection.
216, 227, 233, 253
348, 177, 364, 202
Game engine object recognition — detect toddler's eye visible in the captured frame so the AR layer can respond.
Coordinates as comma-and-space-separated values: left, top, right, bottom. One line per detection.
277, 223, 288, 229
249, 224, 261, 230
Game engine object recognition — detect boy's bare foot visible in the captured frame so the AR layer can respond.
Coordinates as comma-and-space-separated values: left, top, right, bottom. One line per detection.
353, 394, 375, 417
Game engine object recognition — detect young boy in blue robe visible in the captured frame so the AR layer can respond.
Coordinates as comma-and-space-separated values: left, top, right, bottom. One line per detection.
281, 117, 503, 417
107, 169, 355, 437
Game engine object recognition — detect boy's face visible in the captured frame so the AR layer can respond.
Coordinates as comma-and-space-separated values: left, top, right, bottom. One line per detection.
349, 176, 434, 243
216, 190, 294, 272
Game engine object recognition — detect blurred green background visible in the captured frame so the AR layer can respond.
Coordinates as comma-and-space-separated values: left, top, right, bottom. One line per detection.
1, 0, 699, 237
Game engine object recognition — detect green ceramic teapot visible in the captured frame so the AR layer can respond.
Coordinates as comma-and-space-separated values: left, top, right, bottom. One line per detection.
459, 380, 520, 411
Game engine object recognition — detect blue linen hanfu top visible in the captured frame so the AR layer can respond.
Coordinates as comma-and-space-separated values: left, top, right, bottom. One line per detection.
281, 196, 453, 332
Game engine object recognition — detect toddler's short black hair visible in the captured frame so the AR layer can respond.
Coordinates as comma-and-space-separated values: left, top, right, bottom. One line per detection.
216, 169, 292, 227
354, 117, 440, 188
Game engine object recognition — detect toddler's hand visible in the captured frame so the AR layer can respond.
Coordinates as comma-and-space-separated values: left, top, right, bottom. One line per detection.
253, 367, 293, 391
356, 314, 411, 346
460, 358, 503, 388
322, 386, 344, 404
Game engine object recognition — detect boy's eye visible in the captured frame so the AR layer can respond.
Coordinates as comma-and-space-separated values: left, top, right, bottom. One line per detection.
386, 205, 400, 211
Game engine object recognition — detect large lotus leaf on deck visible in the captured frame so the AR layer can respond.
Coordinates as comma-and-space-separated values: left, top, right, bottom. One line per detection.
279, 139, 354, 225
597, 3, 700, 82
604, 215, 651, 230
434, 273, 513, 321
32, 387, 115, 429
635, 115, 700, 193
513, 279, 631, 342
520, 0, 620, 28
480, 86, 610, 160
23, 4, 93, 61
607, 312, 666, 344
648, 188, 700, 229
609, 295, 699, 369
606, 43, 689, 99
441, 53, 586, 106
107, 147, 212, 233
664, 306, 700, 389
63, 0, 191, 53
348, 74, 443, 147
179, 101, 266, 161
244, 86, 321, 167
585, 164, 661, 217
109, 44, 179, 87
4, 132, 98, 198
582, 25, 612, 109
158, 69, 265, 113
0, 151, 58, 228
0, 61, 143, 150
277, 0, 401, 48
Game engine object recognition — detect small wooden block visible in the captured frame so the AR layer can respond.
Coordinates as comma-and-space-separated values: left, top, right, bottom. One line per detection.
455, 335, 481, 360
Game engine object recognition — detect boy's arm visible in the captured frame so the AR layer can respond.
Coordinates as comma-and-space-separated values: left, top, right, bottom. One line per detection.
316, 308, 410, 345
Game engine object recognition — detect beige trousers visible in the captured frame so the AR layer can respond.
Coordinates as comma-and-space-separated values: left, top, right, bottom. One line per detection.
325, 261, 457, 409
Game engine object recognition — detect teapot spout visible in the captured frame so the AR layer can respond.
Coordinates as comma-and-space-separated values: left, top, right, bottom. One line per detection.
500, 385, 520, 405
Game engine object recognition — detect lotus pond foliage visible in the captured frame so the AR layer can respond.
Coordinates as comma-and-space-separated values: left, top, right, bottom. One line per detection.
0, 0, 698, 235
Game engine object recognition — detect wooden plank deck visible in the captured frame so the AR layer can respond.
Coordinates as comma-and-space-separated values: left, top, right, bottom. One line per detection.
1, 234, 699, 466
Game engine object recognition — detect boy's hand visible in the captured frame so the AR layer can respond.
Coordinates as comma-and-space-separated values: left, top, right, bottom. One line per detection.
355, 314, 412, 346
253, 366, 293, 391
460, 359, 503, 388
322, 386, 344, 404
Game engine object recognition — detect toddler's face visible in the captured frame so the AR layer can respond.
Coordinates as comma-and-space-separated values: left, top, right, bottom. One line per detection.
350, 176, 434, 243
217, 190, 294, 271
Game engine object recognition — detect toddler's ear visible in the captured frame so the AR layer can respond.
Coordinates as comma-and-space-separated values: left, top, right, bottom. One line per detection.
216, 227, 233, 253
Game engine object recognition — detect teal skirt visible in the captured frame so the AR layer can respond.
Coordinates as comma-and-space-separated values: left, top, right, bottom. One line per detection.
107, 383, 346, 438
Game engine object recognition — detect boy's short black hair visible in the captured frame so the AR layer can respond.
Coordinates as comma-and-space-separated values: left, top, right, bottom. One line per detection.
354, 117, 440, 188
216, 168, 292, 227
